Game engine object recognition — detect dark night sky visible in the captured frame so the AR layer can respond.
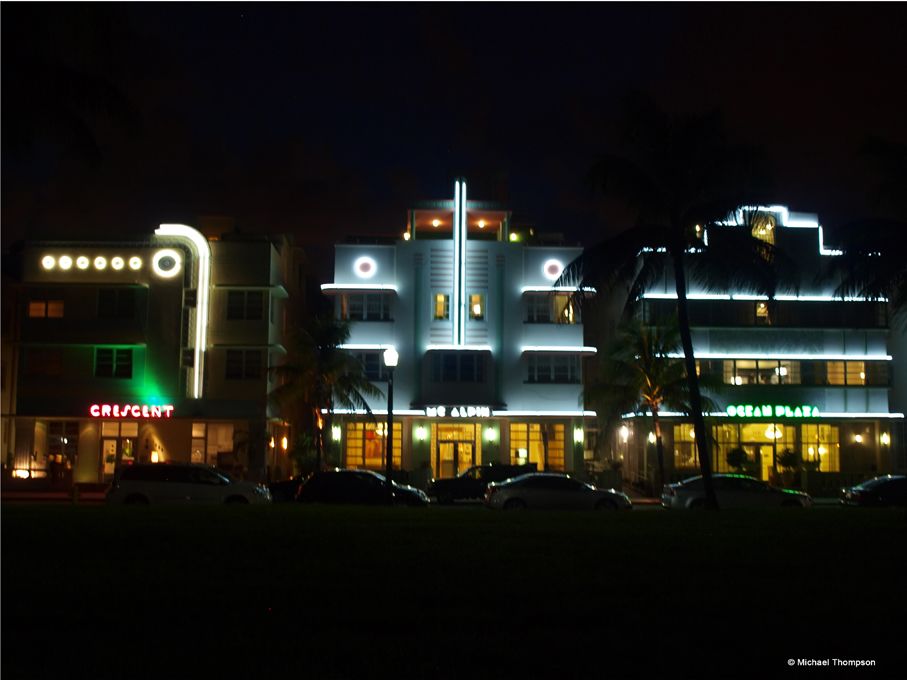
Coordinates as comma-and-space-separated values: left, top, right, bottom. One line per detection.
3, 2, 907, 273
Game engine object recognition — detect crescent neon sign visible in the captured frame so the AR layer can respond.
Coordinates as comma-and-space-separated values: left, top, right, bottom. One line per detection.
89, 403, 175, 419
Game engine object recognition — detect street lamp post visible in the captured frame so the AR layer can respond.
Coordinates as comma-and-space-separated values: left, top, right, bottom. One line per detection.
383, 347, 399, 505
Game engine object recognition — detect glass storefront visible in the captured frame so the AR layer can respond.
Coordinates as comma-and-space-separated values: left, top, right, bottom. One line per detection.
509, 423, 565, 472
672, 422, 844, 478
345, 422, 402, 471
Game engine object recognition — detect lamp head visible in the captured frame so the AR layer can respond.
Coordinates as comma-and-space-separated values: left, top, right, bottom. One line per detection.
383, 347, 399, 368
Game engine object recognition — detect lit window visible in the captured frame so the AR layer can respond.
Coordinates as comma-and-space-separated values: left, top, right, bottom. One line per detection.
28, 300, 64, 318
751, 213, 776, 245
433, 294, 450, 321
755, 302, 771, 325
469, 293, 485, 320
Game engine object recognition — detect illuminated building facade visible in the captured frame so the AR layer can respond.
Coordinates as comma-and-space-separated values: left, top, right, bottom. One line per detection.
325, 181, 595, 480
3, 223, 303, 485
618, 206, 906, 487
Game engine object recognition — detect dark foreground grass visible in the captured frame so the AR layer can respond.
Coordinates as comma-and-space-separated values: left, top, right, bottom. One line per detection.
3, 505, 906, 679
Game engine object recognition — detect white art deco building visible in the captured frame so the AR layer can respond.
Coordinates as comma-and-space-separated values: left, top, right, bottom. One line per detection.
324, 181, 596, 480
618, 206, 907, 490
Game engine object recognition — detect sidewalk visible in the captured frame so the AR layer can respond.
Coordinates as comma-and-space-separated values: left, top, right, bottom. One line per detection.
2, 490, 106, 504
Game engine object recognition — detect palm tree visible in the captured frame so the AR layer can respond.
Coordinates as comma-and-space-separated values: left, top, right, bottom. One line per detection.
269, 314, 383, 471
828, 138, 907, 315
561, 93, 791, 509
588, 318, 720, 492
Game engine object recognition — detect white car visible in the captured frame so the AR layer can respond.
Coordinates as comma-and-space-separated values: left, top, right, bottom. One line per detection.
106, 463, 272, 505
484, 473, 632, 510
661, 474, 811, 509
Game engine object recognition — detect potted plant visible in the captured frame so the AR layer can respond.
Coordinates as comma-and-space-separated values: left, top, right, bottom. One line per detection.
725, 447, 748, 473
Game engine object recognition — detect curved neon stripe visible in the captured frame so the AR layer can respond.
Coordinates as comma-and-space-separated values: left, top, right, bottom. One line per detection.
155, 224, 211, 399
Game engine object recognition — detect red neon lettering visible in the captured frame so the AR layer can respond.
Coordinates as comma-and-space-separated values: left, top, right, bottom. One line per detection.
150, 406, 162, 418
130, 405, 141, 417
162, 405, 174, 418
89, 405, 101, 417
101, 405, 112, 417
112, 405, 120, 417
142, 405, 150, 418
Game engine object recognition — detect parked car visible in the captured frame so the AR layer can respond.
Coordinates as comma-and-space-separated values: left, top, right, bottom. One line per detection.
429, 463, 537, 504
268, 476, 304, 503
106, 463, 272, 505
840, 475, 907, 508
296, 469, 430, 507
484, 473, 631, 510
661, 474, 812, 509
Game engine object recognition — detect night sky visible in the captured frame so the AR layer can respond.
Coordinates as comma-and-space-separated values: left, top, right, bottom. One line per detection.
4, 3, 907, 275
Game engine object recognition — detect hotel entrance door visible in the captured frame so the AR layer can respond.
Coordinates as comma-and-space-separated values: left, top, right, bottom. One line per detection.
437, 441, 474, 478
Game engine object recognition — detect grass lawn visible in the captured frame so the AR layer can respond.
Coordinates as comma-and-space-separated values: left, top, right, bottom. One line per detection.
3, 504, 905, 679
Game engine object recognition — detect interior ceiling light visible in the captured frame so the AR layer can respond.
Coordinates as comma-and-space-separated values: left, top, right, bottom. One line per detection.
41, 256, 56, 270
76, 256, 90, 270
128, 256, 142, 270
94, 256, 108, 270
478, 220, 486, 229
58, 256, 73, 270
432, 219, 441, 227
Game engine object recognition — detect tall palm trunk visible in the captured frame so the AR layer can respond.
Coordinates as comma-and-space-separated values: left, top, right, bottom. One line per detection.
671, 250, 719, 509
652, 408, 665, 493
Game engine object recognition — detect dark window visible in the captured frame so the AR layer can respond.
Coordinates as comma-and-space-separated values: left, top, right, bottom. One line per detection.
430, 352, 486, 382
527, 355, 580, 383
356, 352, 387, 381
26, 348, 63, 377
95, 348, 133, 379
225, 350, 262, 379
98, 289, 135, 319
340, 294, 391, 321
227, 291, 264, 320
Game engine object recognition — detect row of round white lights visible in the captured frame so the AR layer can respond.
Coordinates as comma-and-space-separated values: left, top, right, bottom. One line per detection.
41, 249, 183, 278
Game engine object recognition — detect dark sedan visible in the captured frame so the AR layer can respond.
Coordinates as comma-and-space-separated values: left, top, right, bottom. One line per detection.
840, 475, 907, 508
296, 469, 430, 507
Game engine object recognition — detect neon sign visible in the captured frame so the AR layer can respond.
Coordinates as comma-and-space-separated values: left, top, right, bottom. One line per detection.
426, 406, 491, 418
726, 404, 820, 419
90, 404, 175, 419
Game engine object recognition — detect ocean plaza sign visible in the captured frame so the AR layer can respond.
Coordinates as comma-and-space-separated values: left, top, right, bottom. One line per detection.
725, 404, 820, 419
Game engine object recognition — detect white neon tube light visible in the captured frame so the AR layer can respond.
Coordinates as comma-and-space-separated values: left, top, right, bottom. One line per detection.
493, 410, 598, 417
325, 408, 427, 416
641, 292, 883, 302
453, 180, 461, 345
521, 286, 597, 294
320, 283, 399, 292
666, 352, 892, 361
425, 344, 493, 352
459, 180, 468, 345
521, 346, 597, 354
155, 224, 211, 399
622, 410, 904, 420
338, 344, 397, 351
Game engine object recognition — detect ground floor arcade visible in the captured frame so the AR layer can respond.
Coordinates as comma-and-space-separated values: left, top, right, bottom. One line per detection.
329, 413, 591, 486
5, 413, 292, 485
617, 414, 905, 490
